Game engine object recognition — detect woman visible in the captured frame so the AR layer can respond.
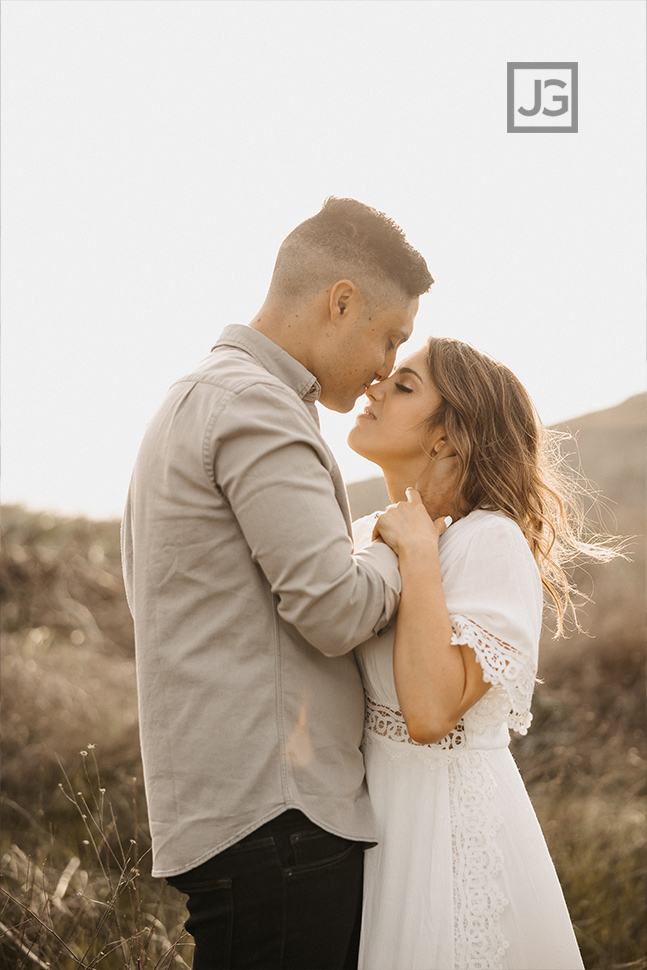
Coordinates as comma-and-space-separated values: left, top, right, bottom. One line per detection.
347, 337, 618, 970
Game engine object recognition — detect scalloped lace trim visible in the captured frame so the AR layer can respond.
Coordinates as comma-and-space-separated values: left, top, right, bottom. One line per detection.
450, 752, 510, 967
450, 614, 536, 735
364, 696, 466, 750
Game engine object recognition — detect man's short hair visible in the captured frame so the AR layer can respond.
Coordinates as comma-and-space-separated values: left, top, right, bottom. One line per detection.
268, 197, 434, 309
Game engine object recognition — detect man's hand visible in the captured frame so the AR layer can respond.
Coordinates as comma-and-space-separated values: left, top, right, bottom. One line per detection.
414, 447, 465, 522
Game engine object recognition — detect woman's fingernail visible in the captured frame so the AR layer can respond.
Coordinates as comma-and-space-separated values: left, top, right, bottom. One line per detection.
443, 516, 453, 527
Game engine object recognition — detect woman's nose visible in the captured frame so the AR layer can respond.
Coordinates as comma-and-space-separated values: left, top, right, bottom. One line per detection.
366, 381, 384, 402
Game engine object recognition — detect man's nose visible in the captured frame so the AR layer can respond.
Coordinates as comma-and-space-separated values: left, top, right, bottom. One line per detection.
374, 352, 396, 383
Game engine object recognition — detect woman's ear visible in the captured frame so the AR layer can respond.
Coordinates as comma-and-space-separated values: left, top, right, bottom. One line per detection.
425, 425, 449, 457
432, 435, 447, 456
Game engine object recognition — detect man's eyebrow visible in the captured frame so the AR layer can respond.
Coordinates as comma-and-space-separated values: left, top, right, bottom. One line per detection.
397, 366, 423, 382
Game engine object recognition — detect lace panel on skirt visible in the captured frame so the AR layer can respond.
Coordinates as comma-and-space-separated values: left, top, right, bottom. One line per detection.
450, 752, 510, 968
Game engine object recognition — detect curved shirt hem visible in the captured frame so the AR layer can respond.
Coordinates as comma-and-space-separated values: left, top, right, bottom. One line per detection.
153, 804, 379, 879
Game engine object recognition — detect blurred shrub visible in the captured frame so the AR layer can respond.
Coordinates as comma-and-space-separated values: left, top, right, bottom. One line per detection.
1, 506, 140, 808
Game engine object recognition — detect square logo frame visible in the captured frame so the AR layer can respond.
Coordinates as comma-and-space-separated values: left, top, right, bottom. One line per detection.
507, 62, 578, 133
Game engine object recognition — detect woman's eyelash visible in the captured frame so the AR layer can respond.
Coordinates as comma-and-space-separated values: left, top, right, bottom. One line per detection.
394, 382, 413, 394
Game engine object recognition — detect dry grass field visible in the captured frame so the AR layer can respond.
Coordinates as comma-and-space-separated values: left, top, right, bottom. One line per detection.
1, 394, 645, 968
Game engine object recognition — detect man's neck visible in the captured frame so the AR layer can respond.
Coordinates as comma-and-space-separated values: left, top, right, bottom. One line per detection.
248, 298, 322, 374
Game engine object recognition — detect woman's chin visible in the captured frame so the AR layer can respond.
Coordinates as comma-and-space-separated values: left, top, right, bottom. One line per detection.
347, 430, 369, 460
347, 441, 382, 473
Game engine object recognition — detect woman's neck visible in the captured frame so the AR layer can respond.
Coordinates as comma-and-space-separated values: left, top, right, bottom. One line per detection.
382, 457, 431, 504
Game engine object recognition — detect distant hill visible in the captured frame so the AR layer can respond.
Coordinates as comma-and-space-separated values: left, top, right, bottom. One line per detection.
346, 476, 390, 520
555, 393, 645, 538
559, 392, 645, 431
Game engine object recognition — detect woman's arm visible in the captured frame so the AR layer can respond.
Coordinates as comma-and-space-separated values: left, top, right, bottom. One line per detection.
374, 489, 491, 744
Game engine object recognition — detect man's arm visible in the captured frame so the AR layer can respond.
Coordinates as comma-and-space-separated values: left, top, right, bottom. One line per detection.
212, 381, 400, 656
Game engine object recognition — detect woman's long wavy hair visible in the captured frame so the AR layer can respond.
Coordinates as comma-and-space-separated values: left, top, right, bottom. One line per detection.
423, 337, 623, 636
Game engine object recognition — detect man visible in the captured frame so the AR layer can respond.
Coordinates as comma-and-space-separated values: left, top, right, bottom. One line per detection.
122, 198, 442, 969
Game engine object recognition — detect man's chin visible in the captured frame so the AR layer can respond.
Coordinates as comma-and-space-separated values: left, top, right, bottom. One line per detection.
319, 394, 357, 414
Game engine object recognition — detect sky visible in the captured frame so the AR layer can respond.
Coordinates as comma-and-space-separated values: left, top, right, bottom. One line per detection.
2, 0, 645, 519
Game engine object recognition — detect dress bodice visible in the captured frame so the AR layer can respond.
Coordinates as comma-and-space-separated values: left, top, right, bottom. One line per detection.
353, 509, 543, 752
356, 626, 513, 753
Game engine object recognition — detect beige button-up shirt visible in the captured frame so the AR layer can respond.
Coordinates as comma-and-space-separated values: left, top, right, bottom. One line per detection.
121, 325, 401, 877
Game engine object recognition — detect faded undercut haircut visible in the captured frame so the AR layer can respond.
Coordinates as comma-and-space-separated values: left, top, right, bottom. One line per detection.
267, 197, 434, 310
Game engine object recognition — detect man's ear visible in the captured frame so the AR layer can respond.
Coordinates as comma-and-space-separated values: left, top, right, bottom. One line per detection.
329, 280, 363, 326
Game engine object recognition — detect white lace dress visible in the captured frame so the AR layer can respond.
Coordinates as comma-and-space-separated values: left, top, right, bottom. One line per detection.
354, 509, 584, 970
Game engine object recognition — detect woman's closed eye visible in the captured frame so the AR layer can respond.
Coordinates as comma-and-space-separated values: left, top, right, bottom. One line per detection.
394, 382, 414, 394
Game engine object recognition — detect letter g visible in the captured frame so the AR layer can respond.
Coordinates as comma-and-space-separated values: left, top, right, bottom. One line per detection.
542, 78, 568, 116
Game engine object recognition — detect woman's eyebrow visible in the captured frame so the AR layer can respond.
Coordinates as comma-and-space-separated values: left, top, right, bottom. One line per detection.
396, 366, 423, 382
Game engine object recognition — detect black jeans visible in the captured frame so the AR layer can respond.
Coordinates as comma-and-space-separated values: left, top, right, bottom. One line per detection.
167, 810, 365, 970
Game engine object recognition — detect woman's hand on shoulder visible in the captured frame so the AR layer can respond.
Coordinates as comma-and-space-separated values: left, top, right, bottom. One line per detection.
372, 488, 452, 556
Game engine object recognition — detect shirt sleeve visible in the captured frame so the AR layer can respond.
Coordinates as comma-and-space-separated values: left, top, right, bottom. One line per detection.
211, 380, 401, 656
442, 515, 543, 732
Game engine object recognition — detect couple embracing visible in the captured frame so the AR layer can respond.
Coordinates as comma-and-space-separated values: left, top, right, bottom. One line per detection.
122, 198, 598, 969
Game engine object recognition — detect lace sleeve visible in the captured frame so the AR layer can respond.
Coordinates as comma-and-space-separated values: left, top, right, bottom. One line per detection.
450, 613, 537, 734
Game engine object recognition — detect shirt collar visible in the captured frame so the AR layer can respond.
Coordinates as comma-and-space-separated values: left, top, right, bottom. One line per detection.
213, 325, 321, 403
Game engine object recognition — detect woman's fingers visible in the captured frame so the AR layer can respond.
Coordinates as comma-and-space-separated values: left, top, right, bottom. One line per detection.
406, 490, 453, 534
371, 498, 453, 554
434, 514, 453, 535
405, 487, 423, 506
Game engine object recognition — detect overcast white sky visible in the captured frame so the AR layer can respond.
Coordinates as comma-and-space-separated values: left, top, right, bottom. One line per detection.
2, 0, 645, 519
